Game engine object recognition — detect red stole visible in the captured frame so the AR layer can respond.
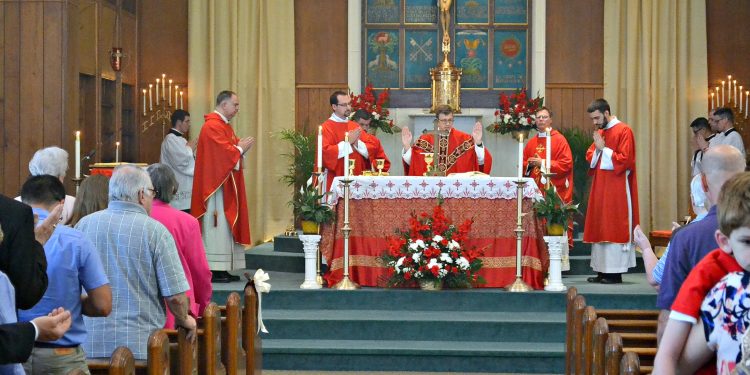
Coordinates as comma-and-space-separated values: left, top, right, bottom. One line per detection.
403, 129, 492, 176
583, 122, 639, 244
360, 131, 391, 172
522, 130, 574, 203
319, 119, 368, 191
191, 112, 251, 246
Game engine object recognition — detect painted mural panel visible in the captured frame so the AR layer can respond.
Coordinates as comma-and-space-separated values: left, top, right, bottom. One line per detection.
366, 30, 400, 88
456, 0, 489, 24
455, 30, 488, 88
405, 30, 439, 88
405, 0, 437, 24
494, 0, 527, 24
493, 29, 527, 89
367, 0, 401, 24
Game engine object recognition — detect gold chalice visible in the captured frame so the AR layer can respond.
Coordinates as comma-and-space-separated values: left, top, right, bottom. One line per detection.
348, 158, 356, 176
423, 153, 434, 176
375, 159, 385, 176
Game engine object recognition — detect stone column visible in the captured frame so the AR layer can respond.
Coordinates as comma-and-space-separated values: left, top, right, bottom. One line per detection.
544, 235, 567, 292
299, 234, 322, 289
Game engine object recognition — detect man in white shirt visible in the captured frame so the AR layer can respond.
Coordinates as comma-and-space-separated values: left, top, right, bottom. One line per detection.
160, 109, 195, 213
708, 107, 745, 156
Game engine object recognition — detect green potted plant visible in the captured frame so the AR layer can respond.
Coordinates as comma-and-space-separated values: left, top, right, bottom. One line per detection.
279, 129, 315, 227
292, 185, 334, 234
560, 128, 593, 231
533, 186, 580, 236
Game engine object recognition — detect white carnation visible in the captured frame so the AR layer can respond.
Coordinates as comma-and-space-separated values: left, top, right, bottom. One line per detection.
456, 256, 470, 270
519, 117, 529, 126
432, 235, 444, 243
503, 114, 512, 123
448, 240, 460, 250
372, 112, 380, 120
427, 258, 442, 269
394, 257, 405, 273
412, 252, 422, 263
439, 252, 454, 264
415, 239, 426, 248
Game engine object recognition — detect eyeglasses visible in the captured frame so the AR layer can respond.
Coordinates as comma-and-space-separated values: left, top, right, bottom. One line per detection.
537, 115, 550, 120
438, 119, 454, 124
336, 102, 352, 107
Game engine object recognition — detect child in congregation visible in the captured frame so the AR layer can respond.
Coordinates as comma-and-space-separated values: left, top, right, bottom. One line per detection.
653, 172, 750, 374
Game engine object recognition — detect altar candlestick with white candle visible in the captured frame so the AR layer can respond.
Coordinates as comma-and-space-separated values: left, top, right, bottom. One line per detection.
161, 74, 166, 99
517, 133, 524, 179
545, 127, 551, 174
722, 81, 726, 105
148, 84, 153, 110
75, 131, 81, 179
115, 141, 120, 163
156, 79, 160, 103
168, 80, 173, 106
734, 80, 738, 104
142, 89, 147, 115
711, 92, 715, 109
180, 91, 184, 109
344, 132, 350, 177
317, 126, 323, 173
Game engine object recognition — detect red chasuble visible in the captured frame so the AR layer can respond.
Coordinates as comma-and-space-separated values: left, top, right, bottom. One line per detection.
403, 129, 492, 176
320, 118, 368, 191
583, 121, 639, 244
191, 112, 251, 246
522, 130, 574, 203
360, 131, 391, 172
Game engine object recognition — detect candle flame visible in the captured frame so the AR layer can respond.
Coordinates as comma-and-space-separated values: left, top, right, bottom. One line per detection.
116, 141, 120, 146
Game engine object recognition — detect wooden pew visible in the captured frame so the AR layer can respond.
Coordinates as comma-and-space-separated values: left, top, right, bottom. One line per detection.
88, 330, 169, 375
163, 327, 196, 375
243, 282, 263, 374
620, 351, 641, 375
199, 302, 226, 375
606, 332, 624, 375
87, 346, 136, 375
571, 294, 587, 375
582, 306, 598, 375
591, 317, 609, 375
566, 286, 578, 375
221, 292, 245, 374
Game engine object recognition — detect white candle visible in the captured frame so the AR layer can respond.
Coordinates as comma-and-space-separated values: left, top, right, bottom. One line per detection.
715, 87, 720, 108
746, 91, 749, 118
155, 79, 160, 103
710, 92, 715, 109
142, 89, 147, 115
722, 81, 726, 105
148, 84, 153, 110
168, 80, 173, 106
728, 76, 732, 100
75, 131, 81, 179
317, 126, 323, 173
180, 91, 184, 109
740, 87, 744, 112
175, 85, 179, 107
734, 80, 737, 104
517, 133, 524, 178
161, 74, 166, 99
344, 132, 350, 177
545, 127, 551, 174
115, 141, 120, 163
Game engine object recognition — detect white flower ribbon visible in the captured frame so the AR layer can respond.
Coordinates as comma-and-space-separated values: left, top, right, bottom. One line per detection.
253, 269, 271, 334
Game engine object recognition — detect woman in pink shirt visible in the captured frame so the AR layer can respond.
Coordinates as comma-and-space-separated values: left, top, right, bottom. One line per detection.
147, 163, 213, 328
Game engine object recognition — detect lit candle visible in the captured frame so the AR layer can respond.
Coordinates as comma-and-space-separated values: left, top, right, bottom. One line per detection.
115, 141, 120, 163
734, 80, 737, 104
142, 89, 147, 115
740, 87, 744, 112
155, 78, 160, 104
715, 87, 720, 108
148, 84, 153, 110
175, 85, 179, 107
75, 131, 81, 179
722, 81, 726, 105
710, 92, 715, 109
746, 91, 749, 118
517, 133, 524, 178
728, 76, 732, 100
168, 79, 173, 106
317, 126, 323, 173
545, 127, 551, 174
344, 132, 350, 177
179, 91, 184, 109
161, 74, 166, 99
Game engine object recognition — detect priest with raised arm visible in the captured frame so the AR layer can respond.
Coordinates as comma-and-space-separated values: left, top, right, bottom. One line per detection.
319, 91, 369, 192
351, 109, 391, 173
583, 98, 639, 285
523, 106, 574, 242
402, 105, 492, 176
192, 90, 254, 283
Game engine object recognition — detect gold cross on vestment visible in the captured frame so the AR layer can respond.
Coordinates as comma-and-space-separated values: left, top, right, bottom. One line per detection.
535, 144, 546, 156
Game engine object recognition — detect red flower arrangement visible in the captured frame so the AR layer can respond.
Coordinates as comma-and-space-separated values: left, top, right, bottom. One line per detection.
381, 199, 484, 288
486, 88, 544, 134
349, 83, 401, 134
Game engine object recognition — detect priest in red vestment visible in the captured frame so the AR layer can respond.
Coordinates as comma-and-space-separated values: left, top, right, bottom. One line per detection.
523, 107, 574, 243
319, 91, 370, 192
401, 105, 492, 176
352, 109, 391, 173
191, 90, 254, 283
583, 99, 639, 284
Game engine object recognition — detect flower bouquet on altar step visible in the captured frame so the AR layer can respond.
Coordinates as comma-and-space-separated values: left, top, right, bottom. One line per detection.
486, 88, 544, 135
381, 198, 484, 289
349, 83, 401, 134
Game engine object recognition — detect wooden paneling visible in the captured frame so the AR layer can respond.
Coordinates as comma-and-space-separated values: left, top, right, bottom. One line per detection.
2, 2, 20, 194
707, 0, 750, 88
43, 1, 64, 148
546, 0, 603, 84
544, 84, 603, 132
296, 86, 348, 136
120, 13, 137, 85
294, 0, 348, 85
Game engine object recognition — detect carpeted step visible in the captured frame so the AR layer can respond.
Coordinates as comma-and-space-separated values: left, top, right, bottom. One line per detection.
246, 245, 304, 273
274, 235, 304, 253
262, 339, 565, 373
261, 309, 566, 343
565, 254, 645, 275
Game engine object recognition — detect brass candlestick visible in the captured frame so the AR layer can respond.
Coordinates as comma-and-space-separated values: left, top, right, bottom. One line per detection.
311, 170, 324, 286
506, 178, 532, 292
332, 177, 360, 290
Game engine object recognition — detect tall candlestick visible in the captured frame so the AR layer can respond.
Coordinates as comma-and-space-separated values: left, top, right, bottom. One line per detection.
344, 132, 350, 177
746, 91, 749, 118
175, 85, 179, 107
148, 84, 153, 110
517, 133, 524, 178
728, 76, 732, 100
180, 91, 184, 109
115, 141, 120, 163
734, 80, 737, 104
740, 87, 744, 112
155, 79, 160, 103
142, 89, 147, 115
161, 74, 166, 99
545, 127, 551, 174
317, 126, 323, 173
75, 131, 81, 179
715, 87, 720, 109
168, 80, 173, 106
722, 81, 726, 105
710, 92, 715, 109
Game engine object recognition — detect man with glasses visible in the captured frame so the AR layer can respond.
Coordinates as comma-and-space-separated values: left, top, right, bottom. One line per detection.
75, 164, 195, 360
401, 104, 492, 175
352, 109, 391, 173
708, 107, 745, 157
319, 91, 370, 191
523, 107, 574, 244
689, 116, 715, 177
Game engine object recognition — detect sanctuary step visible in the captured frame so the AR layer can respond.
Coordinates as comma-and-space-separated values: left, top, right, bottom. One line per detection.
212, 270, 657, 374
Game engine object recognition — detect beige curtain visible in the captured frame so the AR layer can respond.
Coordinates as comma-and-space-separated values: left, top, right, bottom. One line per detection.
188, 0, 295, 244
603, 0, 708, 232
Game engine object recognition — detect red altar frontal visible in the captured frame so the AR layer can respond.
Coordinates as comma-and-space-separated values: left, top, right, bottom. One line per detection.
89, 162, 148, 177
320, 176, 549, 289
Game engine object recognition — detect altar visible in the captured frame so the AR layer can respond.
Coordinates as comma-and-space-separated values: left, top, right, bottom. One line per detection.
320, 175, 549, 289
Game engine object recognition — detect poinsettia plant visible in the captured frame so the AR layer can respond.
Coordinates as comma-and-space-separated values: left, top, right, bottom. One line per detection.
486, 88, 544, 134
382, 199, 484, 288
349, 83, 401, 134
